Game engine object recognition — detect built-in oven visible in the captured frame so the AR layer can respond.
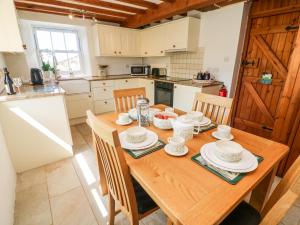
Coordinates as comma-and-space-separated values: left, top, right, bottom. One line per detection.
154, 81, 174, 107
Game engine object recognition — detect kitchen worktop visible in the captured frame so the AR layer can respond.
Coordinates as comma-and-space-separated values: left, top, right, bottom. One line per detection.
0, 83, 65, 102
58, 75, 223, 88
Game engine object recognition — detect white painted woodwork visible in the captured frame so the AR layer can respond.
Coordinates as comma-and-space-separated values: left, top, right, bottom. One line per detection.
115, 79, 140, 89
59, 80, 90, 94
0, 95, 73, 172
138, 78, 155, 105
92, 17, 200, 57
164, 17, 200, 52
94, 99, 115, 114
173, 84, 221, 112
92, 86, 114, 101
65, 93, 93, 119
91, 79, 115, 89
0, 0, 23, 52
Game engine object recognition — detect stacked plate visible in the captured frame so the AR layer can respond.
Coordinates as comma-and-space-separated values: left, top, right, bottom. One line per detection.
119, 127, 158, 150
195, 117, 211, 127
200, 141, 258, 173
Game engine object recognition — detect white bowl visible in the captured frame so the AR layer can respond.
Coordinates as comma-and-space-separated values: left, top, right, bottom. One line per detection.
126, 126, 147, 143
153, 112, 178, 129
128, 108, 138, 120
214, 140, 244, 162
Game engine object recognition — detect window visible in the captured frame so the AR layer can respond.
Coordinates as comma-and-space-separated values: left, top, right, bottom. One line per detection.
34, 28, 82, 76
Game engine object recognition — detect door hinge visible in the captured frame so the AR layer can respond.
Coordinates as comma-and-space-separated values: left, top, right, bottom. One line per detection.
262, 126, 273, 131
285, 25, 299, 31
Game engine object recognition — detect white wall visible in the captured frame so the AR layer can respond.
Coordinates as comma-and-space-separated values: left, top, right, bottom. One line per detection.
96, 57, 142, 75
199, 3, 244, 92
0, 53, 16, 225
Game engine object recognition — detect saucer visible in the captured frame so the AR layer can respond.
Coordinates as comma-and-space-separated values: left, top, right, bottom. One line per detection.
116, 118, 133, 126
212, 131, 234, 141
164, 144, 188, 156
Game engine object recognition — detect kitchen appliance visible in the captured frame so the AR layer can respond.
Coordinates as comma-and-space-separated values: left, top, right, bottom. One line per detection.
152, 68, 167, 77
130, 65, 151, 76
154, 81, 174, 107
31, 68, 43, 85
98, 65, 108, 77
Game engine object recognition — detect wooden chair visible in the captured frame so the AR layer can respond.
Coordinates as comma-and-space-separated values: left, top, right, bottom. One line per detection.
113, 87, 146, 113
87, 110, 159, 225
192, 93, 233, 125
220, 156, 300, 225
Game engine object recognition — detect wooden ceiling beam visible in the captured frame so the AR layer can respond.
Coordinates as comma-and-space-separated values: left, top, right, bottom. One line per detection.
117, 0, 158, 9
71, 0, 146, 14
15, 2, 126, 23
15, 0, 131, 18
124, 0, 239, 28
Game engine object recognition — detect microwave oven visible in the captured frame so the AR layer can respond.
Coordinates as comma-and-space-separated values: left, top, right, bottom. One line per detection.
130, 65, 151, 76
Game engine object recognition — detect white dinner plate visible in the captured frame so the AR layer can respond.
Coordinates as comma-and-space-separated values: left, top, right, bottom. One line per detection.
116, 118, 133, 126
200, 142, 258, 173
195, 117, 211, 127
164, 145, 188, 157
119, 130, 158, 150
212, 131, 234, 141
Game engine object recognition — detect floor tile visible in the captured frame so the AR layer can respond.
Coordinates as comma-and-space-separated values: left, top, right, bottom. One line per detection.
16, 166, 46, 193
14, 183, 52, 225
50, 186, 97, 225
76, 123, 92, 136
46, 159, 81, 197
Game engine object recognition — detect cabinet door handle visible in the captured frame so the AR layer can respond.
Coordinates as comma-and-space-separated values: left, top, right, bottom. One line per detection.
88, 95, 91, 98
104, 101, 107, 104
119, 51, 121, 54
114, 51, 117, 54
125, 80, 128, 83
145, 52, 148, 54
151, 82, 153, 84
174, 85, 177, 89
160, 51, 163, 53
103, 82, 106, 85
103, 88, 106, 91
173, 45, 176, 48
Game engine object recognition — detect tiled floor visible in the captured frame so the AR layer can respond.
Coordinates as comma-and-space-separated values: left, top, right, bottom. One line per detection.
14, 124, 166, 225
14, 123, 300, 225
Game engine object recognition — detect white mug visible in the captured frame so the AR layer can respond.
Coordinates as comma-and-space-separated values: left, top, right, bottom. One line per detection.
118, 113, 130, 123
187, 111, 203, 122
217, 125, 231, 138
167, 136, 185, 152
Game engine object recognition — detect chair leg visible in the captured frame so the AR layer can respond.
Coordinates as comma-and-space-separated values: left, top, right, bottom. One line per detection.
167, 218, 173, 225
108, 193, 115, 225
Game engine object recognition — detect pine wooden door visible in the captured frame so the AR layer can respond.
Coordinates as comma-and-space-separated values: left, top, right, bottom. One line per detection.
233, 0, 300, 139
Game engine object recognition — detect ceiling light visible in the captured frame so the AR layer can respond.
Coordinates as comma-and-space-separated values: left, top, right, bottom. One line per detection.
68, 13, 73, 19
82, 14, 85, 20
93, 16, 97, 22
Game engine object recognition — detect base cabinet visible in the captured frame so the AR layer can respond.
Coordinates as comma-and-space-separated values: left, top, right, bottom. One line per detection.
139, 79, 154, 105
65, 94, 93, 119
94, 99, 115, 114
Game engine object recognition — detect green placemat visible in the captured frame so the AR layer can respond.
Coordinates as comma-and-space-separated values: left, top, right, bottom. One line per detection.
123, 140, 165, 159
191, 153, 264, 185
198, 123, 217, 133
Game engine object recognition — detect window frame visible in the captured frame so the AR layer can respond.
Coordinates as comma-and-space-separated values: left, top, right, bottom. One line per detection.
33, 26, 84, 76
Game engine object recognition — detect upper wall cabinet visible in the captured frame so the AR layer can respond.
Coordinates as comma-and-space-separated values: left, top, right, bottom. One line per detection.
163, 17, 200, 52
93, 24, 141, 57
93, 17, 200, 57
0, 0, 23, 52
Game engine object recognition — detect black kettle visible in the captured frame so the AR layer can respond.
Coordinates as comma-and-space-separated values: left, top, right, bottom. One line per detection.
31, 68, 43, 85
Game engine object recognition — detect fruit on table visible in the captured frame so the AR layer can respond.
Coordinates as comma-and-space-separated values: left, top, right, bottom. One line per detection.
154, 114, 176, 120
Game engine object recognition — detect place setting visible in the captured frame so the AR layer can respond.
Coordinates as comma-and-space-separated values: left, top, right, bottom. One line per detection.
115, 112, 133, 125
192, 139, 263, 184
119, 126, 165, 159
164, 136, 189, 157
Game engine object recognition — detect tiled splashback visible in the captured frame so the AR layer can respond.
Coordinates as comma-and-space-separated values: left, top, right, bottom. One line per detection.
170, 47, 204, 79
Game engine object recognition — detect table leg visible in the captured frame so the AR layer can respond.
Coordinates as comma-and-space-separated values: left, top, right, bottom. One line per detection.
250, 163, 278, 212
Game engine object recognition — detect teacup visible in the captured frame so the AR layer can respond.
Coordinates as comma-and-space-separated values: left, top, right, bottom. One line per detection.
186, 111, 203, 122
167, 136, 185, 153
165, 107, 174, 113
118, 113, 130, 124
216, 125, 232, 139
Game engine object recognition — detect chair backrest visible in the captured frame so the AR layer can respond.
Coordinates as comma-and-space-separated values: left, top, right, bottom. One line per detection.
260, 156, 300, 224
87, 110, 139, 222
192, 93, 233, 125
113, 87, 146, 113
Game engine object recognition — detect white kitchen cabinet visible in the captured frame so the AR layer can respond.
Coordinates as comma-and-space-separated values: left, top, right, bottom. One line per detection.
0, 0, 23, 52
164, 17, 200, 52
115, 79, 140, 89
139, 79, 154, 105
92, 86, 114, 101
65, 94, 93, 119
93, 24, 141, 57
141, 26, 165, 57
94, 99, 115, 114
173, 84, 201, 112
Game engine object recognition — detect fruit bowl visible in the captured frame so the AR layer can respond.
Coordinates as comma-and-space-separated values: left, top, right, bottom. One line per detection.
153, 112, 178, 129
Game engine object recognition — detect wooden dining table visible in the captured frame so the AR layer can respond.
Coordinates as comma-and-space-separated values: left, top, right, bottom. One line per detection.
90, 104, 289, 225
